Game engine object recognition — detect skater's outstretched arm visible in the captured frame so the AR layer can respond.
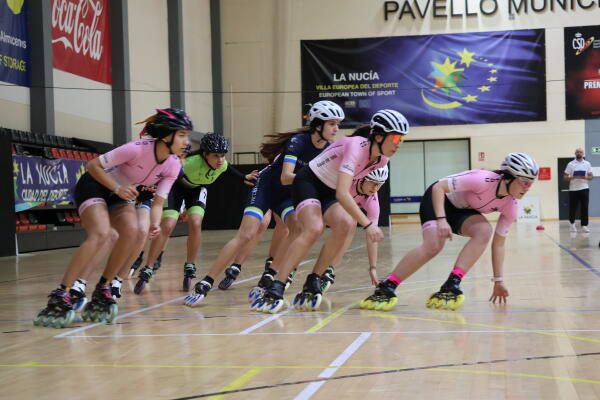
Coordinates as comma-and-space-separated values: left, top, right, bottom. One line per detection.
366, 235, 379, 286
336, 173, 383, 243
489, 232, 508, 304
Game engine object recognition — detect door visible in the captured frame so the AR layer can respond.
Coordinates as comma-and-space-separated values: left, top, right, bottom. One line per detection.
557, 157, 571, 220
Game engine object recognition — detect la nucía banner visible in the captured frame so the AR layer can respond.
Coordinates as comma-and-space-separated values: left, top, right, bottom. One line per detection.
301, 29, 546, 127
13, 155, 87, 212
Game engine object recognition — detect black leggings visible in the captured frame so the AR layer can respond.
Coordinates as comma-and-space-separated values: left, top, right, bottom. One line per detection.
569, 189, 589, 226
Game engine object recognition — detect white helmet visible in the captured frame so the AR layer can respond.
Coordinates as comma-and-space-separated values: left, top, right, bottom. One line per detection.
308, 101, 345, 123
370, 109, 409, 135
500, 152, 539, 179
365, 165, 389, 184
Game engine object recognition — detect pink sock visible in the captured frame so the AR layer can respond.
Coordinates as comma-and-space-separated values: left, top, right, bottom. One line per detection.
451, 266, 466, 279
387, 273, 402, 286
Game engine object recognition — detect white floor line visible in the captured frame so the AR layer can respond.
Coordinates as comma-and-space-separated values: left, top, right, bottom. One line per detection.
61, 328, 600, 339
54, 274, 261, 339
293, 332, 372, 400
239, 309, 291, 335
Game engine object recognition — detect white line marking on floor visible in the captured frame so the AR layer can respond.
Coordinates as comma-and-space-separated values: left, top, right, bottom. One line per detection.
293, 332, 372, 400
54, 274, 261, 339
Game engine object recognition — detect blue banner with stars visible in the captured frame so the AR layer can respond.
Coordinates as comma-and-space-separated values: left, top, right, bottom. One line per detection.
301, 29, 546, 127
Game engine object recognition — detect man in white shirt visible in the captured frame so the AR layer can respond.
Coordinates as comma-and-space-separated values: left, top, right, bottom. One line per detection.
564, 148, 593, 232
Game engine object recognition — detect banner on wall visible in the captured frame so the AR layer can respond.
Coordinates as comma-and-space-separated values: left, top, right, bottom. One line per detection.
517, 196, 541, 225
51, 0, 112, 84
564, 25, 600, 120
301, 29, 546, 127
13, 155, 87, 212
0, 0, 30, 86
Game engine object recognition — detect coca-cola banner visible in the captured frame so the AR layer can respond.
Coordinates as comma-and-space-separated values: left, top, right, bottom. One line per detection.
0, 0, 30, 86
51, 0, 112, 84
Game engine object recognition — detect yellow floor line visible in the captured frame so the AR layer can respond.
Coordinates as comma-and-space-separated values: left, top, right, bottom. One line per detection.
383, 314, 600, 344
0, 362, 391, 369
206, 367, 264, 400
306, 306, 351, 333
429, 368, 600, 385
6, 363, 600, 386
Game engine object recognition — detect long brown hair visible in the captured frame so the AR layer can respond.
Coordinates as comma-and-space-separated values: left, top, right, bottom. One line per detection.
260, 127, 313, 163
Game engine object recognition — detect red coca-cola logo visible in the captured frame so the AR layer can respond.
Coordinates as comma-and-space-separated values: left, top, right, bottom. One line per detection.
51, 0, 112, 84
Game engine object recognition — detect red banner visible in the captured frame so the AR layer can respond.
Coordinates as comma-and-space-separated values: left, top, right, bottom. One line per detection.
51, 0, 112, 84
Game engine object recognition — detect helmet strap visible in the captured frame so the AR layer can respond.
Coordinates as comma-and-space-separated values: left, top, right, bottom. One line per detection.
314, 121, 327, 143
162, 136, 175, 155
201, 152, 217, 171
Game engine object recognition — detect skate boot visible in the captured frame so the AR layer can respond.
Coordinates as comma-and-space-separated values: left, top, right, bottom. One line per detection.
81, 284, 118, 323
250, 281, 286, 314
128, 251, 144, 278
70, 279, 88, 311
293, 273, 323, 311
111, 277, 123, 300
426, 274, 465, 311
359, 279, 398, 311
134, 266, 153, 295
153, 251, 164, 271
33, 288, 75, 328
218, 264, 241, 290
321, 266, 336, 293
285, 268, 297, 290
182, 262, 197, 291
183, 279, 212, 307
248, 267, 276, 303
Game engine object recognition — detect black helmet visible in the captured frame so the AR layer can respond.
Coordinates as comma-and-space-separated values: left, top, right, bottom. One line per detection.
200, 132, 229, 154
143, 108, 193, 139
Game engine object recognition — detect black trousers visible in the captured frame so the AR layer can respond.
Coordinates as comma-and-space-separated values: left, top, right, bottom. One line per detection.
569, 188, 589, 226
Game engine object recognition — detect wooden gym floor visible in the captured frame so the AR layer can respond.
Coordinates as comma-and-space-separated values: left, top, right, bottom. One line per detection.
2, 220, 600, 399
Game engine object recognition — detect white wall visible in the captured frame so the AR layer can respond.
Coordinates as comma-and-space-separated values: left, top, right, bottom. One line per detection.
220, 0, 600, 219
53, 70, 112, 142
128, 0, 171, 131
0, 84, 29, 130
182, 0, 213, 133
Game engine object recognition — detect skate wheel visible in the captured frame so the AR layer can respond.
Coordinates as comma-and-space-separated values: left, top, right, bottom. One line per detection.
249, 297, 265, 311
267, 300, 284, 314
382, 297, 398, 311
425, 293, 440, 309
218, 277, 233, 290
446, 294, 465, 311
321, 281, 331, 293
292, 293, 302, 307
128, 268, 136, 279
183, 277, 192, 291
184, 293, 205, 307
358, 298, 370, 309
104, 304, 118, 323
310, 294, 322, 311
134, 279, 147, 295
248, 287, 264, 303
33, 309, 47, 326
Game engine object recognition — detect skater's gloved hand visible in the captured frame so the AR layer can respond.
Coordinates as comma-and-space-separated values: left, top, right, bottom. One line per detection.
489, 282, 509, 304
365, 224, 384, 243
116, 184, 139, 201
437, 219, 452, 241
368, 267, 378, 286
148, 223, 161, 239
